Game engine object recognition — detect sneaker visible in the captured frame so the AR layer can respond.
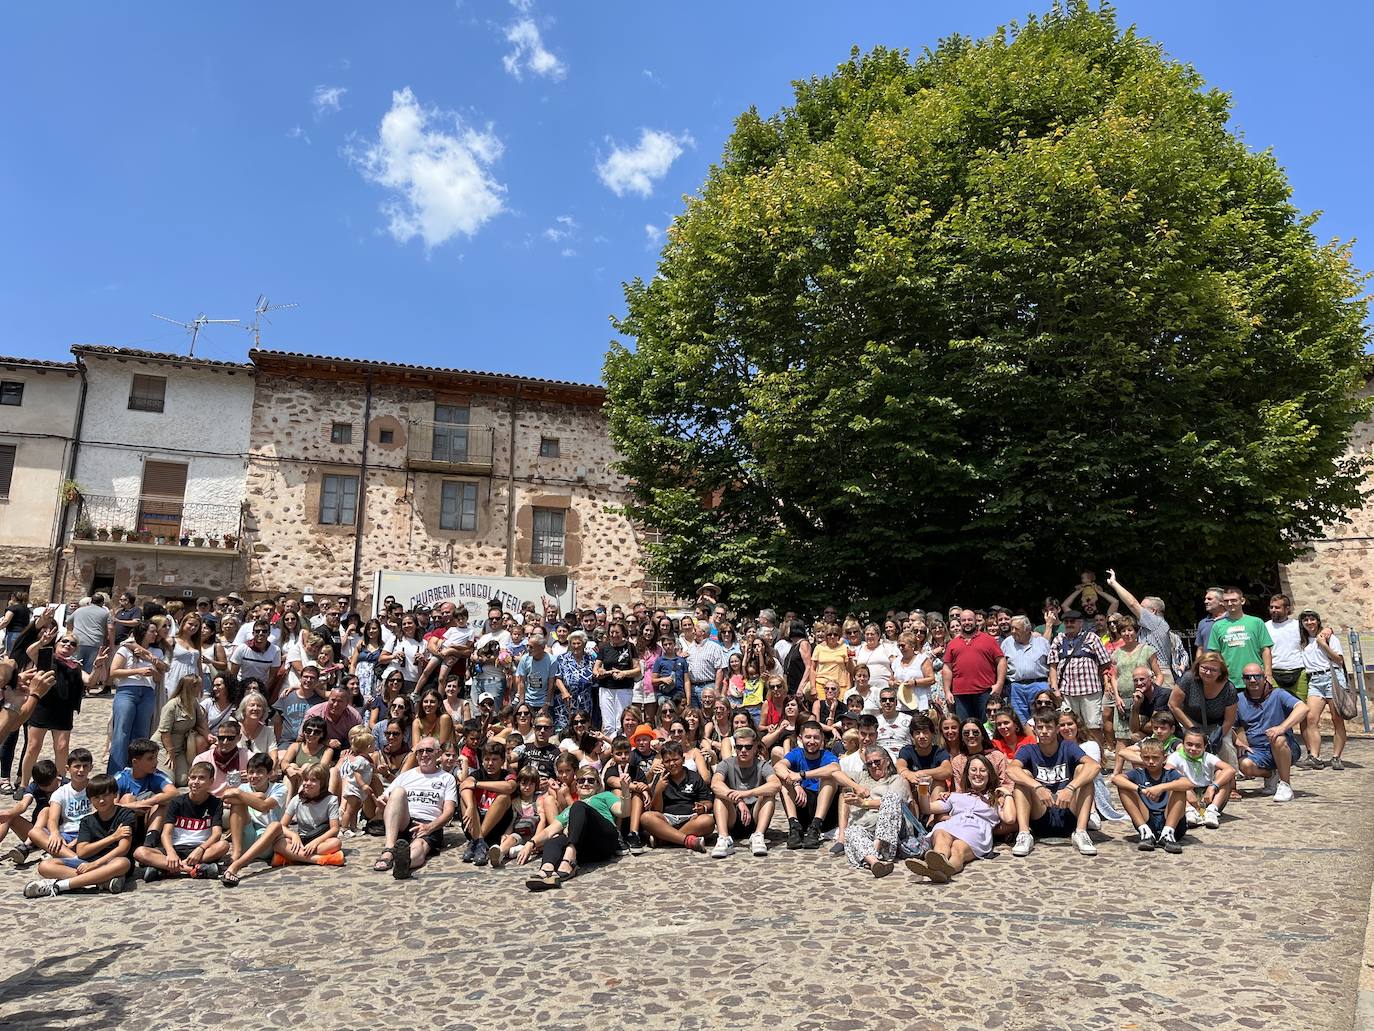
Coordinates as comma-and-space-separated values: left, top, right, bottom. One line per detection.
801, 823, 822, 850
749, 832, 768, 857
23, 878, 59, 899
617, 836, 631, 857
142, 866, 162, 884
684, 834, 707, 854
460, 840, 476, 864
1274, 781, 1294, 803
829, 841, 846, 856
870, 859, 894, 878
1296, 755, 1317, 771
473, 840, 490, 867
1071, 830, 1097, 856
1159, 828, 1183, 854
193, 863, 220, 880
1333, 757, 1346, 771
105, 875, 127, 894
786, 823, 803, 850
711, 835, 735, 859
1203, 805, 1221, 829
1261, 773, 1278, 795
317, 850, 345, 867
624, 831, 645, 855
1136, 825, 1156, 851
343, 829, 356, 838
1086, 811, 1101, 832
490, 843, 508, 868
1184, 807, 1202, 827
1, 845, 27, 865
1011, 831, 1034, 857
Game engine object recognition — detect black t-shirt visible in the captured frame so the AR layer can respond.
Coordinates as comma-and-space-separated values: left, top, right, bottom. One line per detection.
5, 603, 31, 635
661, 768, 711, 817
596, 642, 637, 690
1136, 685, 1176, 723
898, 744, 950, 771
166, 793, 224, 847
520, 743, 560, 780
77, 805, 137, 859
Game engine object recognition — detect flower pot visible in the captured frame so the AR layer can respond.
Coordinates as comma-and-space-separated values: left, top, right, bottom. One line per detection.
192, 538, 205, 548
179, 536, 190, 547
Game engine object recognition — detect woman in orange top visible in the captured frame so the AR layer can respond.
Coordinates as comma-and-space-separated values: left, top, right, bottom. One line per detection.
809, 624, 854, 700
989, 709, 1035, 760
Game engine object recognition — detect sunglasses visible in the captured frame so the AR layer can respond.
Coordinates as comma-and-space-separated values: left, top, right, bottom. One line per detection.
575, 778, 599, 786
385, 731, 402, 737
414, 747, 436, 754
216, 734, 238, 742
1242, 673, 1264, 680
865, 759, 887, 767
516, 709, 532, 716
961, 729, 982, 737
535, 725, 553, 732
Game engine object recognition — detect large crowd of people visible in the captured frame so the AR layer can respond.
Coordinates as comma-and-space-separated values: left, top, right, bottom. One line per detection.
0, 568, 1354, 897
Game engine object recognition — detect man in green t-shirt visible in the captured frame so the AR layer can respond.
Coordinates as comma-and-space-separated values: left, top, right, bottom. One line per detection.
1206, 587, 1273, 687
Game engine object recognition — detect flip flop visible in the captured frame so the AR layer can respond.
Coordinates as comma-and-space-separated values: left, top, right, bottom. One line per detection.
220, 869, 241, 887
526, 869, 560, 892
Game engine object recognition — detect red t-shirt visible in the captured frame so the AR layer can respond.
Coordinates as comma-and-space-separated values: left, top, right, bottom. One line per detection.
944, 632, 1003, 696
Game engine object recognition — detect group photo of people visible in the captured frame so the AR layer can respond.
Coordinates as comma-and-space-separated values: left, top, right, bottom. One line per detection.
0, 566, 1354, 897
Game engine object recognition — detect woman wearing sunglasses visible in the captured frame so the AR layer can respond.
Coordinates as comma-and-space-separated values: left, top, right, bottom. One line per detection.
523, 765, 624, 890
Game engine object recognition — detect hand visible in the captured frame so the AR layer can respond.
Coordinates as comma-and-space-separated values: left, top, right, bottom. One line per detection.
75, 862, 91, 875
854, 785, 871, 799
1106, 568, 1117, 585
1143, 784, 1165, 799
792, 782, 806, 806
27, 670, 56, 697
737, 801, 752, 827
1054, 787, 1074, 808
303, 840, 319, 857
1265, 726, 1282, 744
516, 841, 534, 866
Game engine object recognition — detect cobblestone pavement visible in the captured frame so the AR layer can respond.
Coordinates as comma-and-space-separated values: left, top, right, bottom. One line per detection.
0, 699, 1370, 1031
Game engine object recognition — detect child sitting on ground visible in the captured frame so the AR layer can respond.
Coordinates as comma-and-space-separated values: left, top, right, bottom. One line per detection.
1166, 726, 1236, 830
0, 758, 59, 864
1111, 738, 1191, 854
23, 773, 135, 898
220, 752, 289, 886
134, 761, 229, 881
27, 748, 94, 861
273, 765, 344, 867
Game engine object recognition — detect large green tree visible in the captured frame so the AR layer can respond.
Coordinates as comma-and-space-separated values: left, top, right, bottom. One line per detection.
604, 2, 1371, 616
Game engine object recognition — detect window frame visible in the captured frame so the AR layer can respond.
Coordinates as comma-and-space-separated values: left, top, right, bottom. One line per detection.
0, 381, 22, 407
320, 473, 359, 526
531, 506, 566, 566
539, 436, 561, 459
128, 374, 167, 413
330, 422, 353, 445
439, 480, 478, 532
0, 443, 14, 499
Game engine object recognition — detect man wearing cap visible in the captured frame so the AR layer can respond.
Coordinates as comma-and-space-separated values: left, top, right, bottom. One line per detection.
1048, 610, 1112, 750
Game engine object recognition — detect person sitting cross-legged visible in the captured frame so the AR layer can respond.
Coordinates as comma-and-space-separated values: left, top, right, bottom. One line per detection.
1111, 737, 1191, 854
23, 774, 135, 899
775, 720, 862, 849
133, 761, 230, 882
637, 741, 715, 853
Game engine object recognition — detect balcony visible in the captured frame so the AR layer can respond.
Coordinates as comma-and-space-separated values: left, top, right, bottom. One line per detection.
73, 493, 243, 552
406, 421, 495, 474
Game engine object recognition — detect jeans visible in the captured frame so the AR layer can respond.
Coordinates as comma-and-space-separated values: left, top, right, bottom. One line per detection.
1009, 680, 1048, 725
953, 691, 990, 723
107, 684, 156, 774
4, 630, 20, 657
77, 643, 101, 674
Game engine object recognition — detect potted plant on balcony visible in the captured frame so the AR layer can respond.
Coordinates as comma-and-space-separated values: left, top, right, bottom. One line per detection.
110, 524, 126, 542
192, 533, 205, 547
58, 479, 82, 506
223, 532, 238, 549
207, 534, 220, 548
179, 530, 191, 546
95, 526, 109, 541
74, 517, 94, 540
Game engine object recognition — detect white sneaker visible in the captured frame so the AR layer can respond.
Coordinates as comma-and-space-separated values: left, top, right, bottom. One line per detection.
1071, 829, 1097, 856
1203, 806, 1221, 829
1184, 807, 1202, 827
23, 878, 59, 899
1274, 781, 1294, 803
1087, 811, 1101, 832
711, 835, 735, 859
1261, 773, 1278, 795
749, 833, 768, 857
1011, 831, 1034, 857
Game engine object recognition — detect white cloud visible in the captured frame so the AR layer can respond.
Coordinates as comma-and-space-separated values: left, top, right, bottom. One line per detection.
544, 214, 577, 242
597, 129, 693, 198
560, 247, 577, 258
312, 85, 347, 117
350, 87, 505, 249
503, 19, 566, 81
287, 125, 311, 144
509, 0, 534, 9
645, 223, 664, 246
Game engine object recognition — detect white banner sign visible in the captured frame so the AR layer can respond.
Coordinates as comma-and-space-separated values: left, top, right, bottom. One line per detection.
371, 570, 574, 619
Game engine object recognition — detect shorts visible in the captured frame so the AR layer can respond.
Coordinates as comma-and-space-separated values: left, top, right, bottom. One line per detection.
656, 690, 684, 707
1144, 811, 1171, 838
632, 681, 655, 705
406, 822, 445, 855
1273, 668, 1306, 701
61, 830, 79, 845
1243, 744, 1275, 772
173, 842, 207, 860
243, 820, 271, 847
1067, 692, 1104, 730
478, 806, 513, 838
1306, 671, 1333, 700
798, 786, 839, 831
1029, 805, 1076, 839
663, 812, 694, 829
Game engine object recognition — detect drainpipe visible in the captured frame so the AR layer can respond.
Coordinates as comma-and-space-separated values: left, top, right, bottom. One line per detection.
504, 387, 520, 576
49, 361, 89, 602
348, 372, 374, 610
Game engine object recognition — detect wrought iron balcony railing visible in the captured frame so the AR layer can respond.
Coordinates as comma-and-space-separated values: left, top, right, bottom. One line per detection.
75, 493, 242, 545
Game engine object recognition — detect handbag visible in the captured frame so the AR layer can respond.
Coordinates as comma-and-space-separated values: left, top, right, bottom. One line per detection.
1330, 667, 1359, 722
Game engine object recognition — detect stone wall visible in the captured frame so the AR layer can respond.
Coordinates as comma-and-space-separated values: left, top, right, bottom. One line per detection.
1280, 381, 1374, 631
0, 546, 58, 604
242, 373, 649, 610
61, 542, 245, 603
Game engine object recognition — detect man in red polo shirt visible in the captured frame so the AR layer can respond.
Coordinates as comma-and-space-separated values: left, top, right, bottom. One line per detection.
942, 609, 1006, 723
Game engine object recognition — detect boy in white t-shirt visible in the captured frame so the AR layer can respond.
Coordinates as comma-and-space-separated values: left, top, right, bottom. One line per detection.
1165, 726, 1236, 830
27, 749, 94, 859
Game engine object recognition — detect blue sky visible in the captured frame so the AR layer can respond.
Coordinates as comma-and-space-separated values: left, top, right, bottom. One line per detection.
2, 2, 1370, 383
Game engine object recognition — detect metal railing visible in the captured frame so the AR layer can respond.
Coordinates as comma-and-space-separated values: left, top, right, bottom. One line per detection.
405, 421, 495, 471
75, 493, 242, 543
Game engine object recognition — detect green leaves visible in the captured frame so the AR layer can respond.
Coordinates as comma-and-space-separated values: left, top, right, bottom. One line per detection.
605, 2, 1371, 615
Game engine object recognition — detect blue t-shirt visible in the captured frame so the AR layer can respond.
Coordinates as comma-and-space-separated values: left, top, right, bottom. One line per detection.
115, 767, 172, 800
1236, 687, 1300, 740
651, 656, 688, 697
783, 746, 839, 792
1013, 740, 1087, 793
272, 693, 313, 746
517, 653, 556, 706
1124, 767, 1181, 816
897, 744, 950, 772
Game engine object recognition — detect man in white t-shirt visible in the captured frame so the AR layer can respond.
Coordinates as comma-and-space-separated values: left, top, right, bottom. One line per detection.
378, 736, 457, 880
229, 621, 284, 695
233, 603, 282, 648
874, 690, 912, 757
1265, 593, 1305, 697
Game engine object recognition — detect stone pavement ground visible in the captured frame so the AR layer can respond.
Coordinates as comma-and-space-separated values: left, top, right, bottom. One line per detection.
1, 698, 1372, 1031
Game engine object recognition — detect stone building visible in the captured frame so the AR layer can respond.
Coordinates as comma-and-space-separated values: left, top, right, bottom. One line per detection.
242, 349, 654, 612
0, 356, 82, 605
1281, 377, 1374, 631
58, 346, 255, 603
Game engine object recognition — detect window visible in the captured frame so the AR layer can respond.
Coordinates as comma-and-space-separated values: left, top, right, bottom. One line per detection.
128, 374, 166, 413
539, 437, 560, 458
330, 422, 353, 444
320, 474, 358, 525
440, 481, 478, 531
378, 429, 394, 444
431, 404, 470, 463
0, 381, 22, 406
532, 507, 566, 566
137, 461, 187, 537
0, 444, 14, 499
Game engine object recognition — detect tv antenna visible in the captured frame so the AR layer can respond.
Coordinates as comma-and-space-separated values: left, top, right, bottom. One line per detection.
245, 295, 299, 346
151, 312, 240, 357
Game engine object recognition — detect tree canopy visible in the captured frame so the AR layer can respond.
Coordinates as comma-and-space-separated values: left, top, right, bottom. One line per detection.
603, 2, 1371, 616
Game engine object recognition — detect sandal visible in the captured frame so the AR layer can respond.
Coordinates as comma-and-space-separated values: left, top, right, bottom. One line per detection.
372, 847, 395, 873
220, 869, 241, 887
526, 866, 560, 892
555, 860, 578, 882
